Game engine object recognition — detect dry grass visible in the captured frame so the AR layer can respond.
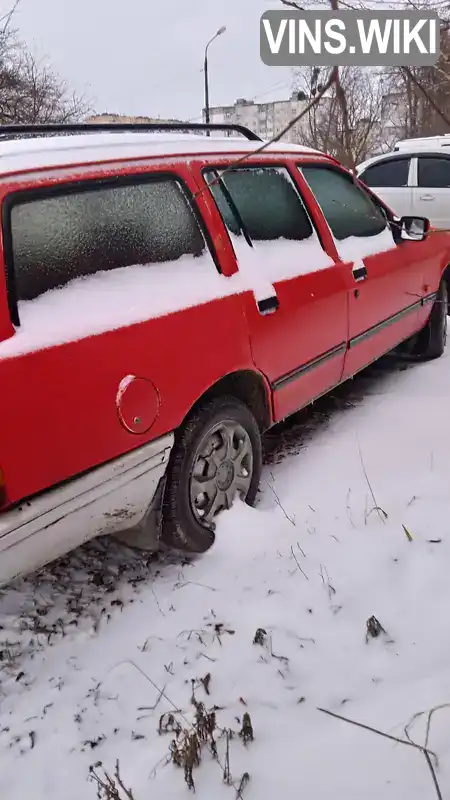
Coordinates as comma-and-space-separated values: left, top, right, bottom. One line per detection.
90, 677, 254, 797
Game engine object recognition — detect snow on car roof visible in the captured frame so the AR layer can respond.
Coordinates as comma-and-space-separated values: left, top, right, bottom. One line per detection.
0, 131, 326, 177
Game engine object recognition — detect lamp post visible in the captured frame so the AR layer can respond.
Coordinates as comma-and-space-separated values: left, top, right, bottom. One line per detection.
204, 25, 226, 136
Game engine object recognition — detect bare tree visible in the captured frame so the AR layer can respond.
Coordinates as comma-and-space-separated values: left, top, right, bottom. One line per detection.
383, 26, 450, 139
9, 50, 90, 123
293, 65, 383, 166
281, 0, 357, 163
0, 3, 90, 125
281, 0, 450, 162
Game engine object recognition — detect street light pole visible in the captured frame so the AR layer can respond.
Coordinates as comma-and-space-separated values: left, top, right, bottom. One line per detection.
204, 26, 226, 137
204, 50, 210, 126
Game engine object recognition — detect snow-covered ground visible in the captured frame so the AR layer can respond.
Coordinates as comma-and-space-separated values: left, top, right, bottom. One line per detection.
1, 350, 450, 799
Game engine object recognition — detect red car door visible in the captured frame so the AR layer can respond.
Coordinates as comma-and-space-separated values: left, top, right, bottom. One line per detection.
0, 163, 257, 508
193, 159, 349, 422
298, 163, 426, 377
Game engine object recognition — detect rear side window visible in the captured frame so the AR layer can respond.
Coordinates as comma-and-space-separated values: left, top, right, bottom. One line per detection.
418, 156, 450, 188
360, 157, 410, 188
204, 166, 313, 242
300, 165, 387, 240
9, 177, 207, 302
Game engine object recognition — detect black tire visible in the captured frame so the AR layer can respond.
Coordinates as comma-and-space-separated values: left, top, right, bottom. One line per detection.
160, 396, 262, 554
409, 279, 448, 361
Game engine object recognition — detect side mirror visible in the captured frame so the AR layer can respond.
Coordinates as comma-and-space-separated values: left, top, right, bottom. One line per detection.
399, 215, 429, 242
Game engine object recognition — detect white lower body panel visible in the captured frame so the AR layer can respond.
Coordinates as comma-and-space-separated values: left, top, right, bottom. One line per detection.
0, 433, 174, 587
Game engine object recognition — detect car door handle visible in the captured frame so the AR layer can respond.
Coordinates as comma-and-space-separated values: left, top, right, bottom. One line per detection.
257, 295, 279, 315
420, 194, 435, 201
352, 264, 367, 282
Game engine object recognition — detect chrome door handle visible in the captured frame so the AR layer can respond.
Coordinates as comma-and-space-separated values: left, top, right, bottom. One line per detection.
420, 194, 435, 201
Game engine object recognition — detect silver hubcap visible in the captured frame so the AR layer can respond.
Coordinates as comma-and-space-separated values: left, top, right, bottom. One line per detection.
189, 420, 253, 527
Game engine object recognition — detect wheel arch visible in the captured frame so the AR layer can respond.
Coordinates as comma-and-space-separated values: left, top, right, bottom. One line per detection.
186, 369, 274, 435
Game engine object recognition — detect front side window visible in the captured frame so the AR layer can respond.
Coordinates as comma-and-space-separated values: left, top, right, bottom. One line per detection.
359, 157, 410, 188
9, 176, 207, 302
300, 165, 387, 241
204, 165, 313, 243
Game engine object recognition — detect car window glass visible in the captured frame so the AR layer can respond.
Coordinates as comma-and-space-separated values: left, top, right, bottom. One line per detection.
300, 165, 388, 241
360, 158, 410, 188
10, 177, 207, 302
204, 166, 313, 242
418, 157, 450, 188
204, 170, 241, 236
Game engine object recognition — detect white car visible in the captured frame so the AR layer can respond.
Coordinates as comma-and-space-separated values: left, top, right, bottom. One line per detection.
356, 136, 450, 231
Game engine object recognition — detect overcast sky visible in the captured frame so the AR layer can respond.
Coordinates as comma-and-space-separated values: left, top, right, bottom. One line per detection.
2, 0, 294, 121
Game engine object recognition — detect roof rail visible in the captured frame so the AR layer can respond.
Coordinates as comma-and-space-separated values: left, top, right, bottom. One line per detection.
0, 121, 262, 142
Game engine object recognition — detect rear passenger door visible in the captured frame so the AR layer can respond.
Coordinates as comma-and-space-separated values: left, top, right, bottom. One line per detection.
413, 154, 450, 230
0, 169, 254, 509
299, 164, 426, 378
201, 163, 349, 422
357, 155, 413, 218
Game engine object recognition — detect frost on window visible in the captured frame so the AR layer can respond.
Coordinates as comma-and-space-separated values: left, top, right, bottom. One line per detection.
10, 178, 207, 301
205, 166, 313, 243
300, 166, 387, 241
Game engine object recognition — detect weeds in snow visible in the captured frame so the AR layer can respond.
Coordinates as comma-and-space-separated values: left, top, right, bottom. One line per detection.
163, 690, 254, 793
89, 760, 135, 800
365, 616, 387, 642
239, 713, 254, 745
357, 440, 388, 526
365, 616, 395, 646
95, 661, 253, 796
236, 772, 251, 798
252, 628, 289, 669
319, 564, 336, 602
265, 473, 296, 526
317, 706, 443, 800
402, 523, 414, 542
290, 545, 309, 580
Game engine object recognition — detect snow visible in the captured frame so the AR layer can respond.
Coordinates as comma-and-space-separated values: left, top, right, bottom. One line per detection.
332, 227, 396, 263
0, 255, 245, 359
0, 236, 335, 360
0, 132, 322, 177
1, 349, 450, 798
230, 233, 335, 302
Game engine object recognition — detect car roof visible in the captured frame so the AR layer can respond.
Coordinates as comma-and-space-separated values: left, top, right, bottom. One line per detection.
394, 135, 450, 151
0, 131, 328, 177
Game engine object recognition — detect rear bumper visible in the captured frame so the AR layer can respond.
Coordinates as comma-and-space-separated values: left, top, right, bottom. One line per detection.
0, 433, 174, 587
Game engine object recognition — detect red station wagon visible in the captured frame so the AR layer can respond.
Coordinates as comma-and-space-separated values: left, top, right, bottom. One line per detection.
0, 121, 448, 587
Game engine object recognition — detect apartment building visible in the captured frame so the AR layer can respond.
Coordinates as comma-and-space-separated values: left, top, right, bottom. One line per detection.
203, 93, 313, 143
86, 113, 186, 126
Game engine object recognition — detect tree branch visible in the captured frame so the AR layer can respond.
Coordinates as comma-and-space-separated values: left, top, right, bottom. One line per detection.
401, 66, 450, 130
194, 65, 338, 195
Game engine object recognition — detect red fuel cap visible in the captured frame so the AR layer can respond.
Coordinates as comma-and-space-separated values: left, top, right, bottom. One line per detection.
116, 375, 160, 434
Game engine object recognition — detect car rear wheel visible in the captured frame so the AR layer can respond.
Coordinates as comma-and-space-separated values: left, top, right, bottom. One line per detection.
161, 396, 262, 554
